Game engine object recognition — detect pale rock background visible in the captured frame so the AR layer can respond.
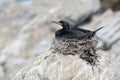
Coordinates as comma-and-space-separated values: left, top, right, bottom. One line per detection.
0, 0, 119, 80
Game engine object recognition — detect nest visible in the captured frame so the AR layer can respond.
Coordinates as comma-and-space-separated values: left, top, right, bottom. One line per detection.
51, 36, 100, 66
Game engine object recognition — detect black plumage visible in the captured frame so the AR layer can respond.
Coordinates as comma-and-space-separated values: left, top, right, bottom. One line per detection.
51, 20, 102, 66
52, 20, 103, 39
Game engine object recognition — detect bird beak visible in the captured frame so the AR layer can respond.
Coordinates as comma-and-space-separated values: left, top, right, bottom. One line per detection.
51, 21, 62, 26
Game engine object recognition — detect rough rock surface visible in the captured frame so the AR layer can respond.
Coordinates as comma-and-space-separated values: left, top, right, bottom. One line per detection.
0, 0, 102, 80
80, 9, 120, 50
101, 0, 120, 11
96, 11, 120, 50
0, 0, 120, 80
12, 50, 120, 80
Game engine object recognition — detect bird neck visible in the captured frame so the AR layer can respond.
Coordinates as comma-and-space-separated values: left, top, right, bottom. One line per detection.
62, 24, 70, 31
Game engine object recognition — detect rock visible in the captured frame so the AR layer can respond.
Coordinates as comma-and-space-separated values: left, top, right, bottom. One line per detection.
0, 54, 28, 80
77, 9, 120, 51
1, 0, 120, 80
12, 50, 120, 80
0, 0, 102, 79
0, 0, 102, 57
4, 58, 27, 80
0, 0, 101, 27
0, 66, 4, 80
96, 11, 120, 50
101, 0, 120, 11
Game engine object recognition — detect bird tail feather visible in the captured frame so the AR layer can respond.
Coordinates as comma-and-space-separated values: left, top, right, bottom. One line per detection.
94, 27, 103, 33
90, 27, 103, 38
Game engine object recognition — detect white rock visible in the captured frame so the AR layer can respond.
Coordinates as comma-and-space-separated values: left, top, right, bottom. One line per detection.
12, 50, 120, 80
0, 66, 4, 80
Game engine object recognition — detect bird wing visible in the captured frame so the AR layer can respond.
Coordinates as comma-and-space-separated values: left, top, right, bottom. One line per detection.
62, 30, 90, 39
72, 28, 91, 33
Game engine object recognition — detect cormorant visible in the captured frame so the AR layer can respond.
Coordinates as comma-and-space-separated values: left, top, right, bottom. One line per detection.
51, 20, 102, 66
52, 20, 103, 39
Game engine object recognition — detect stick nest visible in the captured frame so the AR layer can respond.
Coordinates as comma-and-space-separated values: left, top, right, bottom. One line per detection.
51, 36, 100, 66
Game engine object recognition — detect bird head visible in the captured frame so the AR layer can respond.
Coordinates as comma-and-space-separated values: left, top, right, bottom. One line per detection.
52, 20, 70, 31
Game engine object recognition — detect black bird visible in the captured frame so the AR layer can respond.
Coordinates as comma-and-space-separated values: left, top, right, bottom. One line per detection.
51, 20, 102, 66
52, 20, 103, 39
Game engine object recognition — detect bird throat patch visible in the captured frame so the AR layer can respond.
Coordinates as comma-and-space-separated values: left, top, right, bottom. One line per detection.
51, 36, 100, 66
